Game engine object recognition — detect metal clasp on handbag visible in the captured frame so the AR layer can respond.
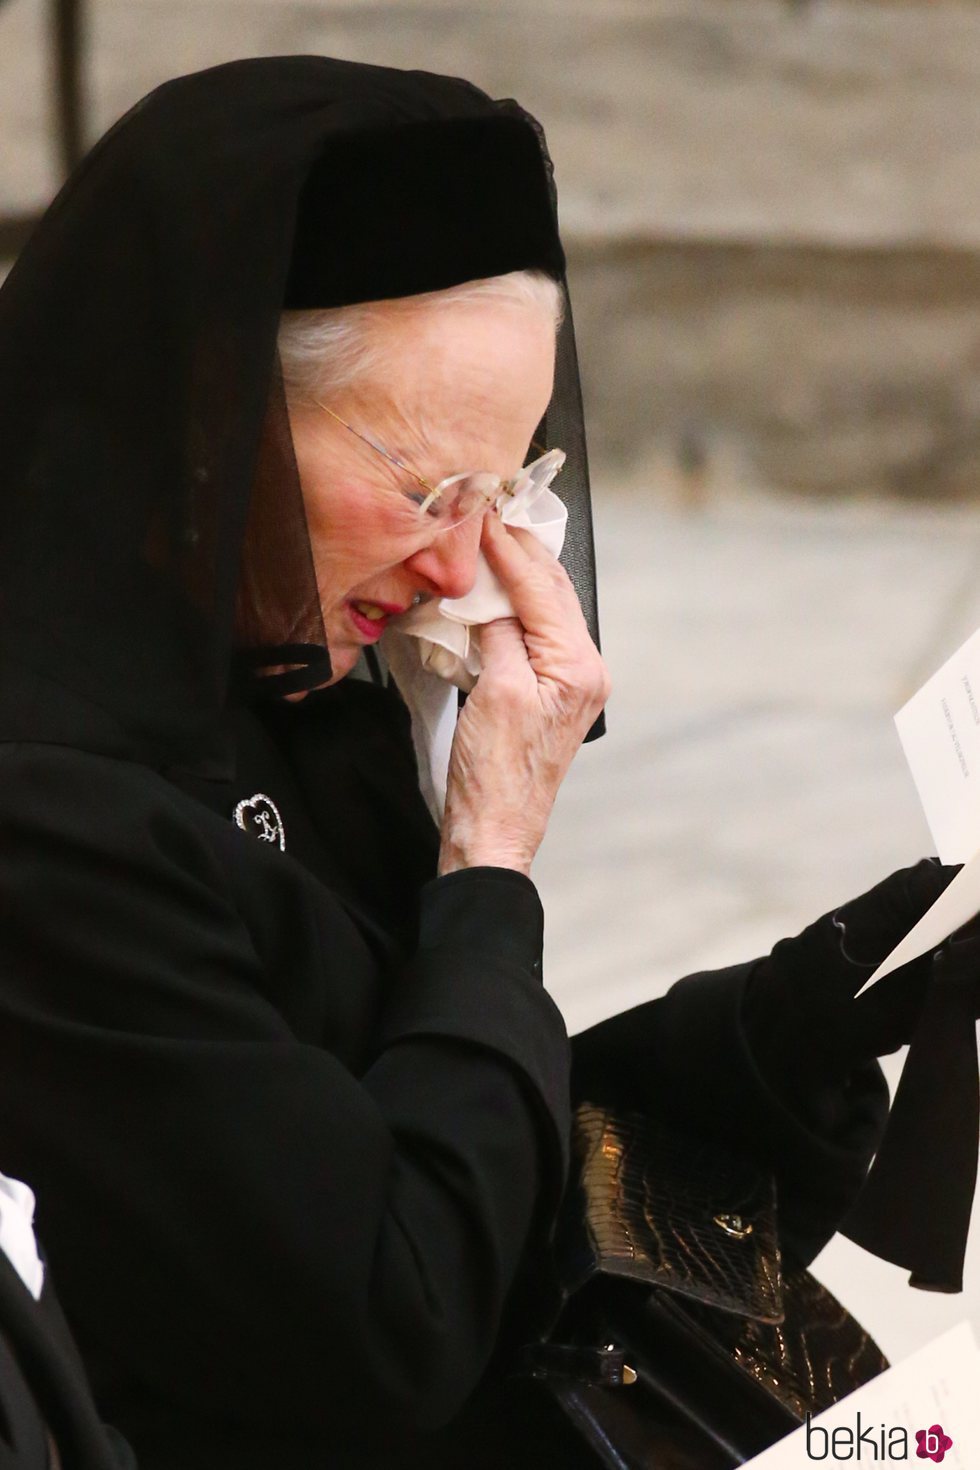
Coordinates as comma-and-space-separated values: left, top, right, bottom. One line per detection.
514, 1341, 637, 1389
713, 1212, 754, 1239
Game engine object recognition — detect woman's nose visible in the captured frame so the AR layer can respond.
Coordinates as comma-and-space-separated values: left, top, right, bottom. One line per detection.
402, 516, 485, 601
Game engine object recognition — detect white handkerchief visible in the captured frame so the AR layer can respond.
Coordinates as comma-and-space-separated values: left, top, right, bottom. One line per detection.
382, 469, 568, 824
0, 1171, 44, 1300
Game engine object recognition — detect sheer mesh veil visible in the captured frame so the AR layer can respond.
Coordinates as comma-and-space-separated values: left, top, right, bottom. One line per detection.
0, 57, 602, 781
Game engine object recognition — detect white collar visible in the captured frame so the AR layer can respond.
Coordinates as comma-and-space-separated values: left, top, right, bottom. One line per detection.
0, 1171, 45, 1300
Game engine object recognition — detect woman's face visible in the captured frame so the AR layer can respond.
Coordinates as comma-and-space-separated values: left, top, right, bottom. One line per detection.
286, 296, 557, 686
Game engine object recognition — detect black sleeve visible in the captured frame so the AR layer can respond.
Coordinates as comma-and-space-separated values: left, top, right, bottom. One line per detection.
570, 960, 889, 1267
0, 1251, 128, 1470
0, 745, 570, 1440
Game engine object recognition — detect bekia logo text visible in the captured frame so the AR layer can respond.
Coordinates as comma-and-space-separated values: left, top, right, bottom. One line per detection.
806, 1413, 954, 1462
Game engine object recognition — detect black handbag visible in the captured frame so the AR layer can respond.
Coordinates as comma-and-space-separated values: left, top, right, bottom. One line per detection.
515, 1102, 889, 1470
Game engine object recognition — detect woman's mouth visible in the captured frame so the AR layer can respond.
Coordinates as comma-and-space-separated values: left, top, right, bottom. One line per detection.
346, 599, 404, 641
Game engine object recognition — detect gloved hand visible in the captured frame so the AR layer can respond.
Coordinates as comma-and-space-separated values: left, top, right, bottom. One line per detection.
842, 919, 980, 1292
742, 858, 962, 1120
743, 858, 980, 1292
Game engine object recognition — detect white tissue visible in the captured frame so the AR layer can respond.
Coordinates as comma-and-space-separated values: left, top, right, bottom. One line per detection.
382, 471, 568, 824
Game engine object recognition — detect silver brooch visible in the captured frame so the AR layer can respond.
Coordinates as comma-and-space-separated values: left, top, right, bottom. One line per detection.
233, 793, 286, 851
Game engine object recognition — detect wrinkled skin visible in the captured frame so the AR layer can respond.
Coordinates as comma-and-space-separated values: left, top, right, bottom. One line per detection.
285, 294, 610, 874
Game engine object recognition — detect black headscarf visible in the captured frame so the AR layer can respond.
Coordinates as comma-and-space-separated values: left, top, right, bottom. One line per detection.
0, 56, 601, 783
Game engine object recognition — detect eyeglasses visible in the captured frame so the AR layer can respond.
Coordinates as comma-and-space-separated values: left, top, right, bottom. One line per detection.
314, 401, 565, 533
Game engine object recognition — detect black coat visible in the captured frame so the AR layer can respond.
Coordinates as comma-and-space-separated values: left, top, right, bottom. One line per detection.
0, 679, 887, 1469
0, 1249, 133, 1469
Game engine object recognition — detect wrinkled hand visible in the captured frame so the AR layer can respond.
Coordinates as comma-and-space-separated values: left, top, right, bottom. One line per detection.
439, 514, 610, 877
742, 859, 962, 1102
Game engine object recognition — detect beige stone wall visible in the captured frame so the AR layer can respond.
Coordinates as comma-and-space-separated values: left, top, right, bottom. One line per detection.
2, 0, 979, 495
571, 240, 980, 499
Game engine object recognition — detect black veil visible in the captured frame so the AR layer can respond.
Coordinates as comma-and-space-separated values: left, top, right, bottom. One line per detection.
0, 57, 601, 783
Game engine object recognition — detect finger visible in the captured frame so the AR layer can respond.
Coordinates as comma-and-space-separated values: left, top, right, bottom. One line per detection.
481, 514, 588, 641
472, 619, 541, 708
833, 859, 961, 968
496, 519, 565, 565
945, 921, 980, 960
478, 616, 529, 671
952, 912, 980, 945
894, 858, 960, 917
483, 514, 568, 570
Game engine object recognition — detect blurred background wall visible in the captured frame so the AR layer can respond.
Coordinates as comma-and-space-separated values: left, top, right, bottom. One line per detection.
4, 0, 980, 499
3, 0, 980, 1371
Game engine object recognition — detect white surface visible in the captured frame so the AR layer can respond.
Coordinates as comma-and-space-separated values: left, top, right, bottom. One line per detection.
895, 624, 980, 866
744, 1321, 979, 1467
0, 1172, 44, 1300
536, 483, 980, 1363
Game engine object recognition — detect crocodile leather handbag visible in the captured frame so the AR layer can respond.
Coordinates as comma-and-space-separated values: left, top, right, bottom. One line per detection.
516, 1102, 889, 1470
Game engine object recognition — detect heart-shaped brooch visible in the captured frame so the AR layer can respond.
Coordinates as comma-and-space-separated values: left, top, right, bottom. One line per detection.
233, 793, 285, 852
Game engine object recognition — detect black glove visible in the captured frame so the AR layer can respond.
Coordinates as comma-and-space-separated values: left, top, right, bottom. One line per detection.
744, 859, 980, 1293
742, 857, 961, 1117
841, 924, 980, 1292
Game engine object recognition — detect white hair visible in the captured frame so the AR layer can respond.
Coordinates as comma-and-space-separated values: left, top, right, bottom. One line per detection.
277, 269, 563, 405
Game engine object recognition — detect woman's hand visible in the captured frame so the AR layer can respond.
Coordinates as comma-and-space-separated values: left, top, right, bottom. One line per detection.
438, 514, 610, 876
742, 858, 962, 1100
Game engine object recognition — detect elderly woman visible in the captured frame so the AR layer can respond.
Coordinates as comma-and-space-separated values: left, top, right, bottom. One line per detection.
0, 54, 975, 1470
